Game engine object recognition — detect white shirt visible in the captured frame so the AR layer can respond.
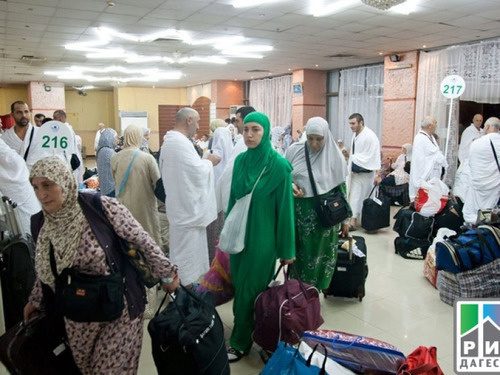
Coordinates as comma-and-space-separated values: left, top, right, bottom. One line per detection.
458, 124, 483, 163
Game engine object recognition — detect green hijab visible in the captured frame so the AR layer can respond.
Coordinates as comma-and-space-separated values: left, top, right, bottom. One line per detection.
230, 112, 292, 204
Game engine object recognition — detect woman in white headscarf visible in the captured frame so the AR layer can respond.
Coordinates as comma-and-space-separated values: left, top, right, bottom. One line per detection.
379, 143, 412, 186
285, 117, 349, 291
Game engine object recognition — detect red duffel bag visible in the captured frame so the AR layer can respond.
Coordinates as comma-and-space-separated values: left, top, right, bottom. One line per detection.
397, 346, 444, 375
253, 264, 324, 352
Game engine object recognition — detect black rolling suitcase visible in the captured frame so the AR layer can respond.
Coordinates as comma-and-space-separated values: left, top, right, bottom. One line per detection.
0, 196, 36, 329
325, 235, 368, 301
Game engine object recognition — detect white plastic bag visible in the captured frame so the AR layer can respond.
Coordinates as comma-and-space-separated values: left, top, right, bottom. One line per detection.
218, 192, 253, 254
219, 166, 266, 254
415, 177, 449, 217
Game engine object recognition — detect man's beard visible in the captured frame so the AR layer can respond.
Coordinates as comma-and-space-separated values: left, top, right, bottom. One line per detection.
16, 118, 29, 127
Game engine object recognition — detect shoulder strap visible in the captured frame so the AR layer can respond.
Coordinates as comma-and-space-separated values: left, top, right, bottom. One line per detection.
491, 140, 500, 173
304, 142, 319, 198
250, 166, 267, 194
23, 126, 35, 161
117, 149, 140, 197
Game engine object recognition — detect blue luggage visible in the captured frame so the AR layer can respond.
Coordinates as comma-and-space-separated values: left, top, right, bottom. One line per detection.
435, 225, 500, 273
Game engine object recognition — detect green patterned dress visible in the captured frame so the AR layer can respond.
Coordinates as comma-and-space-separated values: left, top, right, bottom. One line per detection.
293, 184, 346, 290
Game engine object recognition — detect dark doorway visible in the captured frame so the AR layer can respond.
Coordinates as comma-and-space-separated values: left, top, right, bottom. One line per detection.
459, 100, 500, 140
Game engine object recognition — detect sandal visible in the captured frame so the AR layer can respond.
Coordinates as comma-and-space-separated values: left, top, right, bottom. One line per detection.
227, 347, 244, 363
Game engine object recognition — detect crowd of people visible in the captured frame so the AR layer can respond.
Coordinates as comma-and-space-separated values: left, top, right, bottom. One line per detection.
0, 99, 499, 373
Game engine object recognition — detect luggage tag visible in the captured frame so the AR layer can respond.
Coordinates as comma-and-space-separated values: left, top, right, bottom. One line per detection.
372, 196, 383, 206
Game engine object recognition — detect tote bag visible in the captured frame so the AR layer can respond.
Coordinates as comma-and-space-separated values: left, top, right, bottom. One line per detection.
219, 166, 266, 254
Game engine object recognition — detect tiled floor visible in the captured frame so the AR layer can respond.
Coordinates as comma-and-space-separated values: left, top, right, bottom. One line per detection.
138, 205, 456, 375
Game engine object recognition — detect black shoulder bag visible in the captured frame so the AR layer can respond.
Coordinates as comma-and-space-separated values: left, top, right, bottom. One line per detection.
304, 143, 352, 227
50, 243, 125, 322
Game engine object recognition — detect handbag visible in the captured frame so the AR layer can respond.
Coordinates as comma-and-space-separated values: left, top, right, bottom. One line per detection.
92, 194, 160, 288
262, 341, 327, 375
397, 346, 444, 375
304, 142, 351, 227
147, 286, 230, 375
218, 166, 266, 254
253, 264, 324, 352
51, 243, 125, 323
361, 185, 391, 231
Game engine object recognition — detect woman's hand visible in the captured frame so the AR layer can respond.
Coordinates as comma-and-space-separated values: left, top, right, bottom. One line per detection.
23, 302, 39, 323
161, 275, 180, 293
292, 183, 304, 198
341, 223, 350, 238
280, 258, 295, 265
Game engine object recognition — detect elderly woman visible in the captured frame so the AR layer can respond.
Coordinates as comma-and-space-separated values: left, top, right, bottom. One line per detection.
24, 157, 179, 374
96, 128, 117, 197
111, 125, 163, 317
111, 125, 161, 246
226, 112, 295, 362
285, 117, 349, 291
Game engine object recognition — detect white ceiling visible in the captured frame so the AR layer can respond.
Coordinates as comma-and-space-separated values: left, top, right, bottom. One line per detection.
1, 0, 499, 90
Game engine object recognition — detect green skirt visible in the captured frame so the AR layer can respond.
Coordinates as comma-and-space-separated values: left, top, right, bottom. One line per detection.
293, 188, 342, 290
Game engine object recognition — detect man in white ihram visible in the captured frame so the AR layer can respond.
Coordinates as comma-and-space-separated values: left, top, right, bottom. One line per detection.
409, 116, 447, 201
458, 113, 483, 163
462, 117, 500, 224
346, 113, 381, 230
454, 114, 484, 203
160, 108, 221, 288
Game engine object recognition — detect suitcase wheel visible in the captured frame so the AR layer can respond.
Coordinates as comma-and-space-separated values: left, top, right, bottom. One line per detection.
358, 294, 363, 302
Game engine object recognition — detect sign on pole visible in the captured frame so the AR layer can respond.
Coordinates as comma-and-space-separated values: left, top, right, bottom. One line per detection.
440, 75, 466, 164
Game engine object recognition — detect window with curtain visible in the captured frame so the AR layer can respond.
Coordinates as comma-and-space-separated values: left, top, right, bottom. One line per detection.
415, 38, 500, 185
248, 74, 292, 127
336, 65, 384, 151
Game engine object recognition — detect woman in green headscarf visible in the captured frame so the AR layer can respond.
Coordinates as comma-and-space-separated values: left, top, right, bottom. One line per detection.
226, 112, 296, 362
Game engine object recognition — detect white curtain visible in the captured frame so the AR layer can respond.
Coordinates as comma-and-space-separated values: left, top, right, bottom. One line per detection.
415, 38, 500, 185
249, 75, 292, 127
336, 65, 384, 149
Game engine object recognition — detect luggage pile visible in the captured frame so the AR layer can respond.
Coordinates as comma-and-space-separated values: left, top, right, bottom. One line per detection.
393, 198, 464, 260
435, 224, 500, 305
261, 329, 445, 375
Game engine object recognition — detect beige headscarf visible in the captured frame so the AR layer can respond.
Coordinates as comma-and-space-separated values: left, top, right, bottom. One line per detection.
123, 125, 143, 149
30, 157, 86, 287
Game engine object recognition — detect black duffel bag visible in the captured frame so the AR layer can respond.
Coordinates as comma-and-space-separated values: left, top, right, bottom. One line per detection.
361, 186, 391, 231
148, 286, 230, 375
393, 207, 435, 241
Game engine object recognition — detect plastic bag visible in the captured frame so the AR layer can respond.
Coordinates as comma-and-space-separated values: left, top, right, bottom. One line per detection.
414, 178, 449, 217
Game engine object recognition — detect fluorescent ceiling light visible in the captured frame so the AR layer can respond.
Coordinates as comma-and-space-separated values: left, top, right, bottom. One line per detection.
125, 55, 163, 63
220, 51, 264, 58
390, 0, 419, 14
311, 0, 358, 17
189, 36, 246, 46
86, 48, 126, 59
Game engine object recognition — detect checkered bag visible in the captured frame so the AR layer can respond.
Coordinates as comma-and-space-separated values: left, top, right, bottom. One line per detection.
437, 258, 500, 306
